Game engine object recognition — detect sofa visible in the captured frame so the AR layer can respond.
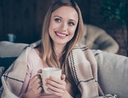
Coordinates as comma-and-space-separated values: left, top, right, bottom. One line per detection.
0, 41, 128, 98
80, 24, 119, 53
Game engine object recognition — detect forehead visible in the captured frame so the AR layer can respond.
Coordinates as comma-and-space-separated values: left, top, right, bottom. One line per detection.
51, 6, 78, 19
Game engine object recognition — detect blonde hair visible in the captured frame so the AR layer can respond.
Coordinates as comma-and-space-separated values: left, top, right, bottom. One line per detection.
40, 0, 84, 93
41, 0, 84, 68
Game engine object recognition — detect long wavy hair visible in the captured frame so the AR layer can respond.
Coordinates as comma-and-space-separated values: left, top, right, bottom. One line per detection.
41, 0, 84, 69
40, 0, 84, 92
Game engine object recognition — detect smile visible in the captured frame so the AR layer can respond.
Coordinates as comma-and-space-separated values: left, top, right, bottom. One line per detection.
55, 32, 68, 37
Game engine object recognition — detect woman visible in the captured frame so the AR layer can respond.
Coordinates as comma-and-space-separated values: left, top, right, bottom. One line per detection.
1, 0, 103, 98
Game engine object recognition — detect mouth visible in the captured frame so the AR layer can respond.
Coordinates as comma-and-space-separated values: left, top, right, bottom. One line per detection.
55, 31, 68, 37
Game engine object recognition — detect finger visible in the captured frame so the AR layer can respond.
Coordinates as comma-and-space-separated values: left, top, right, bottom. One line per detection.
30, 75, 42, 87
61, 74, 66, 81
32, 85, 43, 94
30, 75, 39, 85
32, 78, 42, 87
37, 86, 43, 93
46, 83, 65, 93
47, 88, 64, 97
46, 78, 66, 90
32, 74, 41, 80
49, 76, 65, 85
35, 82, 41, 89
37, 69, 42, 73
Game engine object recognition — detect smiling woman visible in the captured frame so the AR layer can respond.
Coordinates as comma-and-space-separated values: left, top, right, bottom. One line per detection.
1, 0, 117, 98
49, 6, 78, 47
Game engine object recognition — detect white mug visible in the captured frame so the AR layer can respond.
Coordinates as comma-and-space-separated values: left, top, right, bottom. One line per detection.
7, 33, 16, 42
41, 68, 62, 94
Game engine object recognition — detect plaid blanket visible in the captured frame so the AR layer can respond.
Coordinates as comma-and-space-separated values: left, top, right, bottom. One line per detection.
68, 44, 101, 98
0, 41, 110, 98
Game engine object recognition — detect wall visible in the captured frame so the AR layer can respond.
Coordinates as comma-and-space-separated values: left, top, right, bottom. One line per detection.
0, 0, 127, 56
89, 0, 127, 56
0, 0, 55, 43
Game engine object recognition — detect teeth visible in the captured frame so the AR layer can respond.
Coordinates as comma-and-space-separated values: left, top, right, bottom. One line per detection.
56, 33, 66, 37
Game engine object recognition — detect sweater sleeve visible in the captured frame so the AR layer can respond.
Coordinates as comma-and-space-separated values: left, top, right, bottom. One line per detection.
19, 52, 33, 97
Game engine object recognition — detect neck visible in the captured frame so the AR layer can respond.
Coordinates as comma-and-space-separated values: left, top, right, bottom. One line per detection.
54, 44, 66, 60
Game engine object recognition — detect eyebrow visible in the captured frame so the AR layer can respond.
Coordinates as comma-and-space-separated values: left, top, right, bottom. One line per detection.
69, 19, 76, 23
53, 15, 62, 19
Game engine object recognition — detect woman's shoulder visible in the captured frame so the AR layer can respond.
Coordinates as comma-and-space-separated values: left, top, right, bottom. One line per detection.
27, 48, 43, 73
74, 43, 89, 51
27, 48, 41, 62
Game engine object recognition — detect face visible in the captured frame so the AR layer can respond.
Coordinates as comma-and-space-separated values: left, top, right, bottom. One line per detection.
49, 6, 78, 47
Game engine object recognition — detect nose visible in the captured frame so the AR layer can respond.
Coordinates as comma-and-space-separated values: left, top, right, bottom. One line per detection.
60, 22, 67, 31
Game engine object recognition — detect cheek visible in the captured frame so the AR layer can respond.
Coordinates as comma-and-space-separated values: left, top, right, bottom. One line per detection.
49, 19, 55, 30
49, 21, 53, 30
70, 27, 77, 35
49, 23, 55, 35
49, 22, 58, 33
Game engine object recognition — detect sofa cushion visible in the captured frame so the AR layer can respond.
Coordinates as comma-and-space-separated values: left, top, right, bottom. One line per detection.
0, 41, 28, 57
0, 41, 28, 87
93, 50, 128, 98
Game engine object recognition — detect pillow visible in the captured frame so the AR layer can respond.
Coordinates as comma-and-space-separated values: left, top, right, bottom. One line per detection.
0, 41, 28, 57
93, 50, 128, 98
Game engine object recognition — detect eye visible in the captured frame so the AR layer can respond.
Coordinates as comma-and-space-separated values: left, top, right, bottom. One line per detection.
68, 21, 75, 26
54, 18, 61, 23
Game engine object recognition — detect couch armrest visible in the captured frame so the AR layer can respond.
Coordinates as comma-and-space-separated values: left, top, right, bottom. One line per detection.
93, 50, 128, 98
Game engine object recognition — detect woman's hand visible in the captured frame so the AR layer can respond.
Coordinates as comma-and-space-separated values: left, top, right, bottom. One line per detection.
46, 74, 73, 98
29, 74, 43, 95
22, 70, 43, 98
